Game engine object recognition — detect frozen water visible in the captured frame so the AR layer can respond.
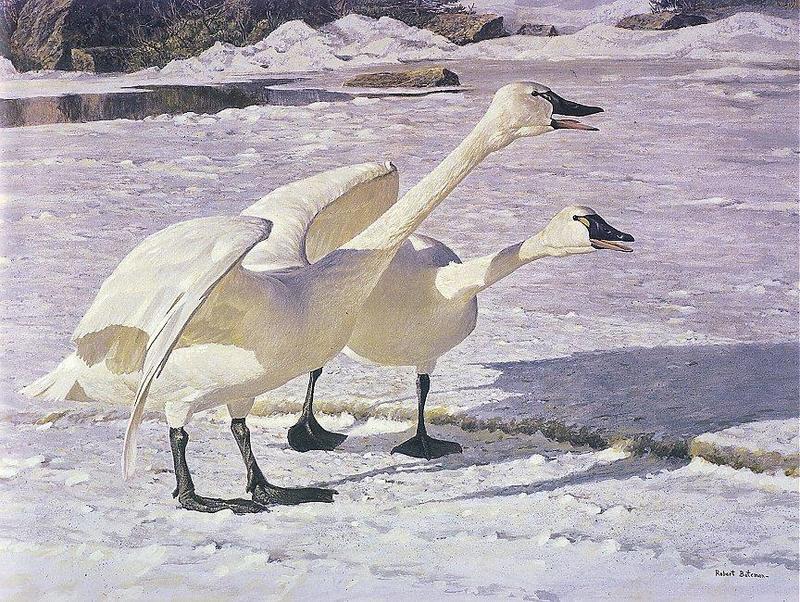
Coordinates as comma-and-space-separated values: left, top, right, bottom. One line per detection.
0, 16, 798, 600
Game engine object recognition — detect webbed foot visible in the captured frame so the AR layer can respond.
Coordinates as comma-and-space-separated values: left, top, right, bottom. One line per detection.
287, 413, 347, 452
251, 481, 337, 506
175, 490, 266, 514
391, 433, 463, 460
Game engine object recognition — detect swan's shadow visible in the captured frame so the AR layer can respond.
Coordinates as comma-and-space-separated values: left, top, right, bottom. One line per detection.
467, 341, 798, 442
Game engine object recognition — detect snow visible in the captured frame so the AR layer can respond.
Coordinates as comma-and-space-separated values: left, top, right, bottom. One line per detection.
0, 56, 17, 79
691, 420, 799, 474
159, 15, 456, 78
456, 12, 799, 62
471, 0, 652, 31
1, 15, 798, 601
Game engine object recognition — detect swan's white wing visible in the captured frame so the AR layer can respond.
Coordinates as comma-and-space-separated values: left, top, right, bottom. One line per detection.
240, 161, 399, 271
73, 216, 272, 374
107, 215, 273, 478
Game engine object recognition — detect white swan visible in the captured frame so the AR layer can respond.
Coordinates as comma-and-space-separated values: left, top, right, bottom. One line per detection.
288, 206, 634, 459
21, 82, 604, 513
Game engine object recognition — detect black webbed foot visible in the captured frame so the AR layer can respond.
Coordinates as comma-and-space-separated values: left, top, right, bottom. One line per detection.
176, 490, 267, 514
287, 413, 347, 452
391, 433, 463, 460
251, 481, 337, 506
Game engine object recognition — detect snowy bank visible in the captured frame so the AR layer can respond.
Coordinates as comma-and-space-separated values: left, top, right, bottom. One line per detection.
159, 15, 456, 78
455, 12, 799, 63
691, 419, 799, 475
471, 0, 652, 32
153, 12, 798, 79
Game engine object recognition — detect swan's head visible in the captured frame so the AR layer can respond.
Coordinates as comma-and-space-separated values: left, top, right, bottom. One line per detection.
537, 205, 634, 257
485, 82, 603, 145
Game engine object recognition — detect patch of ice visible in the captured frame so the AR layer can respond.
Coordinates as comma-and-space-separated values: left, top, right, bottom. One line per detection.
674, 66, 799, 83
694, 419, 799, 457
64, 471, 90, 486
683, 457, 798, 492
0, 455, 45, 479
346, 417, 413, 436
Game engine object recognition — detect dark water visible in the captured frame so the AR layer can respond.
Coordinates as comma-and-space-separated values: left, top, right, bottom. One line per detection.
0, 79, 360, 127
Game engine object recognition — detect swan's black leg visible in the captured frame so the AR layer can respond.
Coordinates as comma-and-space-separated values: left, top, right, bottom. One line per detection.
287, 368, 347, 452
231, 417, 337, 505
391, 374, 463, 460
169, 427, 265, 514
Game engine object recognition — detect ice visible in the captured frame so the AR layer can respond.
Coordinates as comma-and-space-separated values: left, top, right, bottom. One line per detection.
1, 32, 797, 601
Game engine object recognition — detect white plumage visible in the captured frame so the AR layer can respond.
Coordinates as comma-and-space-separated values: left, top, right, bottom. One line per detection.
22, 82, 607, 510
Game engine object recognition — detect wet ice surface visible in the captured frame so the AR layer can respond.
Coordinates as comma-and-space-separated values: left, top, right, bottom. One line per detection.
1, 58, 798, 598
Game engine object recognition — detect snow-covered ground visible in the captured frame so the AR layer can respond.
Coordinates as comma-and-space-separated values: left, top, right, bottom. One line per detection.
1, 9, 798, 601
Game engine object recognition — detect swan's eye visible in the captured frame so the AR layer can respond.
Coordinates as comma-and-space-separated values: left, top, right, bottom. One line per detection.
531, 91, 541, 97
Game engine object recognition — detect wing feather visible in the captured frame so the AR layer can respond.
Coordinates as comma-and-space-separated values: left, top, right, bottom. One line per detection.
120, 215, 272, 478
241, 161, 398, 271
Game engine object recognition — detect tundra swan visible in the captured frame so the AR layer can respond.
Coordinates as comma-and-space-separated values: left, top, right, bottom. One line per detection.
22, 82, 603, 512
290, 206, 633, 459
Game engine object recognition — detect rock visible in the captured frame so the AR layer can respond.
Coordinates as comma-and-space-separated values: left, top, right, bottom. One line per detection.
9, 0, 72, 70
421, 13, 507, 46
616, 11, 708, 31
516, 23, 558, 36
9, 0, 149, 71
71, 46, 132, 73
344, 66, 460, 88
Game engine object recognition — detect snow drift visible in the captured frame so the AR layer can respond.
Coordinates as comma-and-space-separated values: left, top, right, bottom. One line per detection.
0, 56, 18, 79
455, 12, 799, 63
156, 11, 798, 80
159, 14, 456, 78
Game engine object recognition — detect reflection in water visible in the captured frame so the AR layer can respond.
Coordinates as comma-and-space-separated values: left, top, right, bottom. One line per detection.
0, 80, 361, 127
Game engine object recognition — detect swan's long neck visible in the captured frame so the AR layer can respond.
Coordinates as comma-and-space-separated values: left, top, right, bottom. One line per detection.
342, 115, 505, 256
435, 232, 553, 301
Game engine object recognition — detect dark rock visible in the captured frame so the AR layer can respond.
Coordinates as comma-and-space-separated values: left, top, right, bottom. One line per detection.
344, 66, 460, 88
421, 12, 507, 45
516, 23, 558, 36
71, 46, 132, 73
9, 0, 151, 71
616, 11, 708, 31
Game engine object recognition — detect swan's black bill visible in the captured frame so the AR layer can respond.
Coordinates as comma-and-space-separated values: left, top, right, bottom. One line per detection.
574, 214, 635, 252
543, 91, 604, 117
545, 91, 603, 131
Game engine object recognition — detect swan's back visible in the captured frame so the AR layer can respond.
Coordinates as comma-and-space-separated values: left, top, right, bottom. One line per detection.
346, 233, 478, 369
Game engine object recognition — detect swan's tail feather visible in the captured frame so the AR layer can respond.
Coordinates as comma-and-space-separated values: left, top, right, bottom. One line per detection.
121, 379, 153, 480
19, 355, 87, 401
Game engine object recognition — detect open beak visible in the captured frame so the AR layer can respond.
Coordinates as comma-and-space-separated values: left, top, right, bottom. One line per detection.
544, 90, 603, 131
590, 238, 633, 252
551, 118, 598, 131
575, 214, 635, 253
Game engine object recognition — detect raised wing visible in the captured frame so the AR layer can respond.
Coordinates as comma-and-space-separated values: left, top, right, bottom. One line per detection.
240, 161, 399, 272
103, 215, 273, 478
73, 216, 272, 374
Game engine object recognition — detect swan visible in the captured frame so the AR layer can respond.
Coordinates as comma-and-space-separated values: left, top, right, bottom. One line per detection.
21, 82, 604, 513
288, 206, 634, 459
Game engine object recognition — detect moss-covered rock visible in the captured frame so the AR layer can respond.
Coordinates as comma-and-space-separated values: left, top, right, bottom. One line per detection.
344, 66, 460, 88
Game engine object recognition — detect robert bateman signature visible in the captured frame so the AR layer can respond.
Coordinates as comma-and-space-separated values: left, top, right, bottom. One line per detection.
715, 569, 769, 579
